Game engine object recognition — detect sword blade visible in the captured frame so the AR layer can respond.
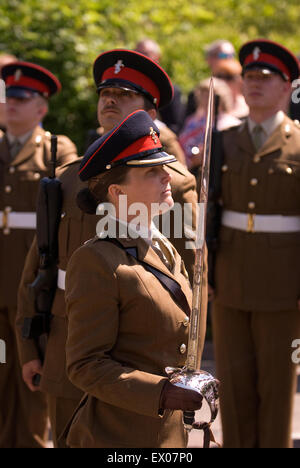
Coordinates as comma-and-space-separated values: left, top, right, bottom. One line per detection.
186, 78, 215, 372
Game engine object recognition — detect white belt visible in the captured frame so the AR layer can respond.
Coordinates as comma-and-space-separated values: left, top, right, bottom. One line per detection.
222, 210, 300, 233
57, 269, 66, 290
0, 210, 36, 230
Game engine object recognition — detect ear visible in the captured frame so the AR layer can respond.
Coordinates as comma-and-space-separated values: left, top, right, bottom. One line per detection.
107, 184, 126, 202
37, 102, 48, 120
147, 108, 157, 121
284, 81, 292, 94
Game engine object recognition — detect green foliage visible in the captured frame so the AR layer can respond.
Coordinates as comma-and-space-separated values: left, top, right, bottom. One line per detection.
1, 0, 299, 152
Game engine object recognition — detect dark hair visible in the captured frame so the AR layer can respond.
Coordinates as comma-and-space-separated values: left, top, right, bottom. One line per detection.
143, 96, 156, 111
76, 165, 131, 214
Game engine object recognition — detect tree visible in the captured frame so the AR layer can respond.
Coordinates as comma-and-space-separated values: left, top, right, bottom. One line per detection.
1, 0, 299, 151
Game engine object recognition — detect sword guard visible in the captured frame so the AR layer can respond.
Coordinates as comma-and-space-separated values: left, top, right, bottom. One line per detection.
165, 366, 219, 425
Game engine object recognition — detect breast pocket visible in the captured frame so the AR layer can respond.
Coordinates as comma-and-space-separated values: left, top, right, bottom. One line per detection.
18, 170, 48, 209
267, 160, 300, 212
221, 157, 243, 207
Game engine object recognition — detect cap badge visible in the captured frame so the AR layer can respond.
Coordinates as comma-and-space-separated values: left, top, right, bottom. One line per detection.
253, 47, 261, 61
114, 60, 125, 74
14, 69, 22, 82
149, 127, 158, 143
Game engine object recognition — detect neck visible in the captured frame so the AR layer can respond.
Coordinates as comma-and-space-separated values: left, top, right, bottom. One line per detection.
249, 107, 281, 124
6, 121, 38, 137
117, 211, 152, 230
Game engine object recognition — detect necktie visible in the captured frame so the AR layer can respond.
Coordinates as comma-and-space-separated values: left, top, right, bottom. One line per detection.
252, 125, 264, 151
10, 139, 22, 158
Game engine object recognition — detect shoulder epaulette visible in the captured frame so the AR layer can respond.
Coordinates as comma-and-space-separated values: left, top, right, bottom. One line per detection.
59, 156, 83, 171
293, 119, 300, 129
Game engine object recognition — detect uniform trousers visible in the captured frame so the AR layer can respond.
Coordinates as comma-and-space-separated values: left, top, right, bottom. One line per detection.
212, 303, 300, 448
0, 307, 48, 448
46, 394, 80, 448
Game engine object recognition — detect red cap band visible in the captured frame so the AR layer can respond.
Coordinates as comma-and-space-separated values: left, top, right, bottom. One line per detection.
6, 75, 50, 95
112, 134, 162, 163
244, 52, 291, 80
102, 66, 161, 105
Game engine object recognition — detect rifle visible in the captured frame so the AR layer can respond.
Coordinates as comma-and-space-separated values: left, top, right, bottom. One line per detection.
206, 94, 224, 288
22, 135, 62, 385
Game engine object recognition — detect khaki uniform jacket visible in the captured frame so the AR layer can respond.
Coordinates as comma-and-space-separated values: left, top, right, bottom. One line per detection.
159, 123, 186, 166
64, 229, 194, 448
0, 126, 77, 308
16, 158, 206, 399
16, 158, 98, 399
215, 115, 300, 311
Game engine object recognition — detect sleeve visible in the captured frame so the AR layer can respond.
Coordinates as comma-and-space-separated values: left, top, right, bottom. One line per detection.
168, 166, 198, 282
43, 134, 79, 168
56, 135, 79, 167
65, 245, 167, 419
159, 125, 187, 167
15, 235, 41, 365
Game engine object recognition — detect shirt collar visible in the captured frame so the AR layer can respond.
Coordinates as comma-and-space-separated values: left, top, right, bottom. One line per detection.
97, 214, 156, 244
6, 130, 33, 146
247, 110, 285, 138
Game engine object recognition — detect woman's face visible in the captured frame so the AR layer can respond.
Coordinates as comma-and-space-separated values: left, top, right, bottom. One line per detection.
112, 165, 174, 221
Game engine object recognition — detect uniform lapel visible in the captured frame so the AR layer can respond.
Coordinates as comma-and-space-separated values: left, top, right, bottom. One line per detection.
117, 234, 176, 281
0, 134, 11, 164
103, 221, 192, 316
110, 220, 181, 281
257, 116, 290, 159
237, 121, 256, 156
10, 126, 44, 167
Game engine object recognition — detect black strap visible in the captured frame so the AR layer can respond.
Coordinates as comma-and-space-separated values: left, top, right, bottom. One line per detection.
101, 238, 191, 318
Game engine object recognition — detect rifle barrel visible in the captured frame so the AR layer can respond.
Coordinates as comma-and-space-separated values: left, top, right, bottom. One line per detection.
50, 135, 58, 179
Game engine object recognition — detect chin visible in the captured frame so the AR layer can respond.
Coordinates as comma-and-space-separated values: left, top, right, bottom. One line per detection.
160, 196, 174, 213
100, 115, 119, 131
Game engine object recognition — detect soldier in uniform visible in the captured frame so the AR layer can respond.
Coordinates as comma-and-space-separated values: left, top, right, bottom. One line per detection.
63, 109, 203, 448
0, 54, 17, 132
0, 61, 78, 447
210, 39, 300, 448
16, 50, 206, 447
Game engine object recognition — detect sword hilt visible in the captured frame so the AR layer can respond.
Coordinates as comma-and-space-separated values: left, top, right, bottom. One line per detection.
183, 410, 195, 431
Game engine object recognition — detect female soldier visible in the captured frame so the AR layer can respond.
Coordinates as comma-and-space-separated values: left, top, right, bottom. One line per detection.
64, 110, 203, 448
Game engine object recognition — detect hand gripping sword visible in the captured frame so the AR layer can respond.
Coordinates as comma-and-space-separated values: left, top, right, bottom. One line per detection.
165, 78, 219, 447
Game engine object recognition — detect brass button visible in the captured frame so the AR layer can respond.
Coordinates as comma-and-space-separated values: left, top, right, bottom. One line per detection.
250, 178, 258, 186
248, 201, 255, 210
179, 344, 187, 354
9, 166, 15, 174
253, 155, 261, 163
35, 135, 42, 145
3, 228, 10, 235
222, 164, 228, 172
33, 172, 40, 180
286, 167, 293, 175
268, 168, 274, 175
5, 185, 12, 193
183, 316, 189, 327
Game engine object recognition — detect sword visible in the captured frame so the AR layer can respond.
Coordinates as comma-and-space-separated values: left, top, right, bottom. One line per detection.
165, 78, 219, 444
